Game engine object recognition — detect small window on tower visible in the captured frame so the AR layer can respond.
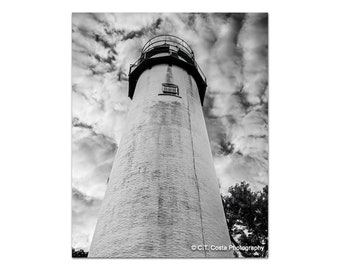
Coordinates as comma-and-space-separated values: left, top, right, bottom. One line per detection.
161, 83, 179, 95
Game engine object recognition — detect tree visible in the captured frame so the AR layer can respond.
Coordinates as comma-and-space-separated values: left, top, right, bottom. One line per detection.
222, 181, 268, 257
72, 248, 88, 258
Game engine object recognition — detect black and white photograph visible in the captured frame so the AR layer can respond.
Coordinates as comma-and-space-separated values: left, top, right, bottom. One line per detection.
2, 0, 340, 268
72, 13, 268, 258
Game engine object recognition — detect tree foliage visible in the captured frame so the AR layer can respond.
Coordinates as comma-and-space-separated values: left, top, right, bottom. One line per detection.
222, 181, 268, 257
72, 248, 88, 258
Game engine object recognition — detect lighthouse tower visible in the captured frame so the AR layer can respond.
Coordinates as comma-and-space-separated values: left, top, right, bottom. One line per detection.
88, 35, 233, 258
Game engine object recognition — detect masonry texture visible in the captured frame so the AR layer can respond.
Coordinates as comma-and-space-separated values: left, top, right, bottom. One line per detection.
88, 64, 233, 258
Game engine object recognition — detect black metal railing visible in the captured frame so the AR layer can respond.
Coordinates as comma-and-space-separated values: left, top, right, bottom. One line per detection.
142, 35, 194, 57
129, 35, 206, 84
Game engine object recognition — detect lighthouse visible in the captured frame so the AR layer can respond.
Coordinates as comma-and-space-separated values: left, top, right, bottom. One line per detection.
88, 35, 233, 258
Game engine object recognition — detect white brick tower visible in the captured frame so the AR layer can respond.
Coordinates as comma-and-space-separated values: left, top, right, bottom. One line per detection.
88, 35, 233, 258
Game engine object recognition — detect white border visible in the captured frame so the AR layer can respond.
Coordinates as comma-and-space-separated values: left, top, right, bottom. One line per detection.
1, 1, 340, 269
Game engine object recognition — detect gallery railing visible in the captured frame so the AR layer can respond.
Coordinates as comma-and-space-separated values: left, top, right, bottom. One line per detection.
129, 35, 206, 84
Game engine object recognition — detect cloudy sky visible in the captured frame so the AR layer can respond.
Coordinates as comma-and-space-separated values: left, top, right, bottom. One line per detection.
72, 13, 268, 251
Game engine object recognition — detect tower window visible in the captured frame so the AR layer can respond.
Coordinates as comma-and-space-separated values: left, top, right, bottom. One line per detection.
162, 83, 179, 95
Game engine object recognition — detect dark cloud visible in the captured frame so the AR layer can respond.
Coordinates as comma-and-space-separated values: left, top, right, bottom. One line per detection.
219, 138, 235, 156
121, 17, 162, 41
72, 117, 93, 130
72, 187, 100, 206
117, 69, 128, 81
232, 88, 252, 113
72, 118, 118, 155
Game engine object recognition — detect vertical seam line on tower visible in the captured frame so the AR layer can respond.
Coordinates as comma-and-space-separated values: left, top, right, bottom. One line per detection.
186, 74, 207, 257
